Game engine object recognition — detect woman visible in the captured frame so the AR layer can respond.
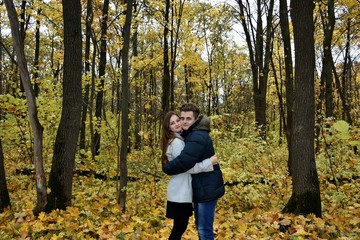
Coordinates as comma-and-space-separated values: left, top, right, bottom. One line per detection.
161, 111, 217, 240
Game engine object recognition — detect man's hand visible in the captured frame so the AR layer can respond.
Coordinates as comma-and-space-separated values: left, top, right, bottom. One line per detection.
210, 155, 218, 165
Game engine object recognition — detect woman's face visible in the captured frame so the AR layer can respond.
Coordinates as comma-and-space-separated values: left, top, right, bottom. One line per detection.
169, 114, 182, 133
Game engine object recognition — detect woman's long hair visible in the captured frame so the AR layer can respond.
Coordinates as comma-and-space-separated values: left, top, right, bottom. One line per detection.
161, 111, 179, 167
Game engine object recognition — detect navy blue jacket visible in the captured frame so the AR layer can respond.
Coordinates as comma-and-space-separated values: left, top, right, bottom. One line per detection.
163, 116, 225, 202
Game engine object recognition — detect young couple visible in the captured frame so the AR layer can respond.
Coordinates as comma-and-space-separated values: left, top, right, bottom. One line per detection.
161, 103, 225, 240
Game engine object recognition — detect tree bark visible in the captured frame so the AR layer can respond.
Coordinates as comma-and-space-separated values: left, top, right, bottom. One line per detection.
93, 0, 110, 156
46, 0, 82, 211
162, 0, 171, 114
117, 0, 133, 211
0, 27, 9, 212
320, 0, 335, 118
4, 0, 47, 216
341, 19, 352, 124
283, 0, 321, 218
132, 1, 142, 150
279, 0, 294, 175
169, 0, 185, 110
80, 0, 94, 157
0, 139, 10, 212
33, 6, 41, 97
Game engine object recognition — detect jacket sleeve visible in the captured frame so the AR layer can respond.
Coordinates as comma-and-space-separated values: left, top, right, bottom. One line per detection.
186, 158, 213, 174
163, 133, 207, 175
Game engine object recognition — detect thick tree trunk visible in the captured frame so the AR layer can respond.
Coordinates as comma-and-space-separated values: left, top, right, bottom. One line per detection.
283, 0, 321, 218
4, 0, 47, 216
117, 0, 133, 211
46, 0, 82, 211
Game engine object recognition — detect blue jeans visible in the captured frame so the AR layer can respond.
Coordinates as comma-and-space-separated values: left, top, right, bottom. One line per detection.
194, 199, 217, 240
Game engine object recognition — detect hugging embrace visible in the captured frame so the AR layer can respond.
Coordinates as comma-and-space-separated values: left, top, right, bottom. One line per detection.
161, 103, 225, 240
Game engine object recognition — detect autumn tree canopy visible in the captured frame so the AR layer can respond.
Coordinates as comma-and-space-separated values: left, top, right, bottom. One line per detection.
0, 0, 359, 239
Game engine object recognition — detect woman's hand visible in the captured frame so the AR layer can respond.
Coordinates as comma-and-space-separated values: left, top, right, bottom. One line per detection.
210, 155, 218, 165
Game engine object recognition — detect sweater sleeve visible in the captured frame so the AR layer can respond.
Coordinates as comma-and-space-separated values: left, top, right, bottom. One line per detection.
167, 138, 185, 160
186, 158, 214, 174
163, 133, 207, 175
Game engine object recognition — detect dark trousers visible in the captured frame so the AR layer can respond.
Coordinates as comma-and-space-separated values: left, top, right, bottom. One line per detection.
169, 216, 190, 240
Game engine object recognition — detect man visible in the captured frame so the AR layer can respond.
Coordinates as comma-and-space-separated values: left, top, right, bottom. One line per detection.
163, 103, 225, 240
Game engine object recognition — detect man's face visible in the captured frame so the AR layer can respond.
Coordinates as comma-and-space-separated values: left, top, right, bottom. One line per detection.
180, 111, 196, 130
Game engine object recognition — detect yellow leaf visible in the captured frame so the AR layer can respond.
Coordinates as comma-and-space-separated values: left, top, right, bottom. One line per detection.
314, 217, 325, 227
144, 102, 151, 109
51, 234, 60, 240
121, 225, 134, 233
295, 229, 311, 236
67, 207, 80, 218
38, 212, 47, 221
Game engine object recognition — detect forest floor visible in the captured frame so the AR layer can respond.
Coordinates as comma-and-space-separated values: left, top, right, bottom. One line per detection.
1, 134, 359, 239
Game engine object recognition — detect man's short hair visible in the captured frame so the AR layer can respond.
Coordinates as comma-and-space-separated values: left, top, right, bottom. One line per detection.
180, 103, 200, 119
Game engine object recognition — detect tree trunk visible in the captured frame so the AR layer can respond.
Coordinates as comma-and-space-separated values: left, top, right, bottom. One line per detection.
80, 0, 94, 157
332, 58, 352, 125
132, 2, 142, 150
279, 0, 294, 175
321, 0, 335, 118
4, 0, 47, 216
33, 7, 41, 97
283, 0, 321, 218
236, 0, 274, 138
162, 0, 171, 114
170, 0, 185, 110
93, 0, 109, 156
117, 0, 133, 211
46, 0, 82, 211
0, 140, 10, 212
0, 27, 10, 212
341, 19, 352, 123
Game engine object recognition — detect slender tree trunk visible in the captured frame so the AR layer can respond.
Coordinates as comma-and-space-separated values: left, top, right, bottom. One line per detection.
0, 21, 10, 212
4, 0, 47, 216
117, 0, 133, 211
184, 64, 193, 102
46, 0, 82, 211
279, 0, 294, 175
169, 0, 185, 110
0, 139, 10, 212
332, 59, 352, 125
341, 19, 352, 123
320, 0, 335, 118
80, 0, 94, 157
236, 0, 274, 138
33, 7, 41, 97
162, 0, 171, 114
132, 2, 142, 150
89, 43, 97, 161
283, 0, 321, 218
93, 0, 110, 156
